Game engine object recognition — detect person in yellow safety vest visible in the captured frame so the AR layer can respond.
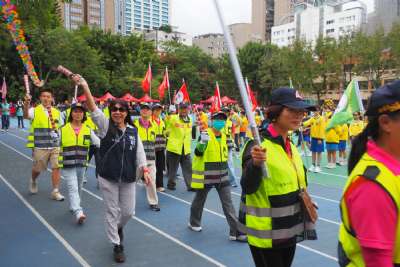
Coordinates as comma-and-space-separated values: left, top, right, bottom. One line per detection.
166, 102, 192, 191
303, 109, 326, 173
337, 123, 349, 166
133, 103, 160, 211
189, 111, 247, 242
151, 103, 166, 192
349, 113, 365, 141
222, 106, 239, 187
241, 88, 317, 267
59, 103, 99, 224
338, 80, 400, 267
23, 88, 65, 201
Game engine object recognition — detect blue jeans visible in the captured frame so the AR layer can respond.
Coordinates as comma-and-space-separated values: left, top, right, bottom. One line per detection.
227, 149, 238, 186
62, 167, 85, 215
1, 115, 9, 129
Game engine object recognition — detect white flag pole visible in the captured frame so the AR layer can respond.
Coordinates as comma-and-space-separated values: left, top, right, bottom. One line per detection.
212, 0, 267, 177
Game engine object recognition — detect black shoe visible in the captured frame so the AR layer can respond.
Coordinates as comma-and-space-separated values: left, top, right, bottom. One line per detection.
150, 204, 161, 211
187, 187, 195, 192
118, 228, 123, 243
167, 185, 176, 191
113, 245, 125, 263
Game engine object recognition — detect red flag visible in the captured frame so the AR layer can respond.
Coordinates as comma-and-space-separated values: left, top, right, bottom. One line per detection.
246, 78, 258, 111
141, 64, 152, 93
210, 82, 222, 113
1, 77, 7, 99
157, 67, 169, 100
173, 81, 190, 104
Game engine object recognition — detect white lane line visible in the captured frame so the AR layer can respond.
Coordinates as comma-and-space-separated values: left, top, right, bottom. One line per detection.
0, 140, 226, 267
1, 134, 342, 260
0, 173, 91, 267
297, 244, 338, 261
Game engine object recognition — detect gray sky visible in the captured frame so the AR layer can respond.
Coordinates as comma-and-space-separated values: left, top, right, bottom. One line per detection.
171, 0, 375, 36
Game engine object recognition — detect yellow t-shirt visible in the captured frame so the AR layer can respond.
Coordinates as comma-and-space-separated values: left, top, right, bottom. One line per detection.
200, 112, 208, 129
326, 124, 340, 143
303, 115, 326, 139
240, 116, 248, 133
338, 124, 349, 141
349, 120, 365, 137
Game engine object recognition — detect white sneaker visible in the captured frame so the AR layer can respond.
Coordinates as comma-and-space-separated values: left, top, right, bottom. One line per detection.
157, 187, 165, 192
83, 177, 87, 184
308, 165, 316, 172
325, 163, 334, 169
229, 234, 247, 242
51, 189, 65, 201
76, 211, 86, 225
29, 178, 38, 194
315, 166, 322, 173
188, 223, 202, 232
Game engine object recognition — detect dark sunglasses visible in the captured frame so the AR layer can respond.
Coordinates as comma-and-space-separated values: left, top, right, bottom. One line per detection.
111, 107, 127, 113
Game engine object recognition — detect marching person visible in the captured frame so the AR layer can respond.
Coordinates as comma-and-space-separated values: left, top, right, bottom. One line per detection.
16, 100, 24, 128
338, 80, 400, 267
166, 102, 192, 191
189, 111, 246, 242
241, 88, 317, 267
222, 107, 239, 187
303, 108, 326, 173
325, 122, 340, 169
74, 74, 150, 263
337, 123, 349, 166
24, 89, 64, 201
1, 98, 10, 132
134, 103, 160, 211
349, 113, 364, 141
152, 103, 166, 192
59, 103, 99, 224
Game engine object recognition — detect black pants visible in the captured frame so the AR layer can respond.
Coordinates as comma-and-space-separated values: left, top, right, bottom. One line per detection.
155, 149, 166, 188
249, 245, 296, 267
167, 150, 192, 189
17, 116, 24, 128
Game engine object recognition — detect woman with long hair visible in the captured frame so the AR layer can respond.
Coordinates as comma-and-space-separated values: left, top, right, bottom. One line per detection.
338, 80, 400, 267
72, 74, 150, 264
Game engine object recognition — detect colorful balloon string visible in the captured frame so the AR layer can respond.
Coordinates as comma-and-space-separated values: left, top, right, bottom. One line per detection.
0, 0, 44, 87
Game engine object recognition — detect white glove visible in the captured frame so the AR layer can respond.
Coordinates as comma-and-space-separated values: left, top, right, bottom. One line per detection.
200, 132, 210, 144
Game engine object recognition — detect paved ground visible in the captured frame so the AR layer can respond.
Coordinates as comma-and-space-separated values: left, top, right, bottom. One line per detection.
0, 118, 345, 266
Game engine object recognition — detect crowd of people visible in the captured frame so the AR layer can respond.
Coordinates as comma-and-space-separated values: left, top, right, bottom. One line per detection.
4, 72, 397, 267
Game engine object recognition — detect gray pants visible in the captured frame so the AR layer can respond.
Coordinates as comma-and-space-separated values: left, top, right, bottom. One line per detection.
167, 151, 191, 189
190, 185, 239, 236
98, 177, 136, 245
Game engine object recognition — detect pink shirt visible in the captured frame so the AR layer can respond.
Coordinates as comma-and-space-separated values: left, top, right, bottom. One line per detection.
345, 140, 398, 267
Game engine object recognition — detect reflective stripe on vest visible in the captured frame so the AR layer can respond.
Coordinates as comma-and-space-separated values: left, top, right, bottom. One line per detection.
191, 129, 228, 189
243, 138, 311, 248
338, 153, 400, 266
27, 105, 60, 148
59, 123, 91, 168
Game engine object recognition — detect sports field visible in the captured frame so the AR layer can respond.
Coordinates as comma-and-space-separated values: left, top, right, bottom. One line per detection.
0, 118, 345, 267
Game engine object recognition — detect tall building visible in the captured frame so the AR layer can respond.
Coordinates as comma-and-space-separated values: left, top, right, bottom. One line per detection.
271, 1, 367, 47
273, 0, 338, 26
367, 0, 400, 34
61, 0, 105, 30
193, 34, 227, 58
142, 29, 192, 52
131, 0, 170, 33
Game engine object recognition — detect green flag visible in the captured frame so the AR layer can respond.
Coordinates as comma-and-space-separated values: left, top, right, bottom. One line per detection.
326, 79, 364, 131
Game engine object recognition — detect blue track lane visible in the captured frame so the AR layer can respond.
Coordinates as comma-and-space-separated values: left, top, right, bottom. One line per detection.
0, 120, 342, 267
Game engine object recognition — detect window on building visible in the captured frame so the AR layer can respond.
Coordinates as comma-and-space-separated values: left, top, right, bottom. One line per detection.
326, 29, 334, 34
326, 20, 334, 25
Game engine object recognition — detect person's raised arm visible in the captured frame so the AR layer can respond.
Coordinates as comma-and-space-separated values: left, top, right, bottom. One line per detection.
71, 74, 96, 112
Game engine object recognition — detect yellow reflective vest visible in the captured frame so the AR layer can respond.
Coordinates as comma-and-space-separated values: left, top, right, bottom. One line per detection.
152, 117, 166, 151
166, 114, 192, 155
191, 129, 229, 189
242, 138, 312, 249
223, 118, 234, 150
103, 107, 110, 119
59, 123, 91, 168
134, 119, 156, 161
27, 105, 61, 148
338, 153, 400, 267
